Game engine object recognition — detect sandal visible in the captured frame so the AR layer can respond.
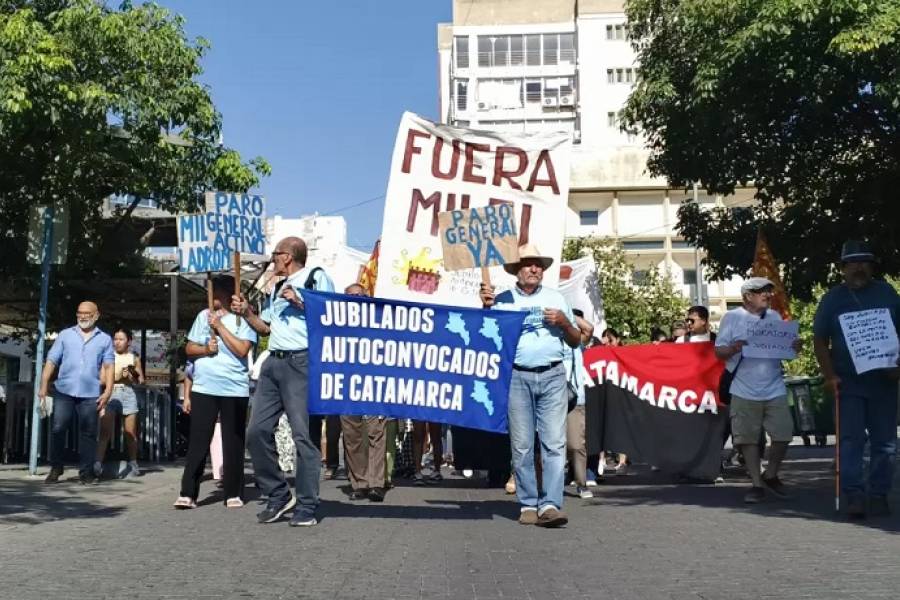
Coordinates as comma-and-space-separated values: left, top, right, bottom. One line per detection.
173, 496, 197, 509
225, 497, 244, 508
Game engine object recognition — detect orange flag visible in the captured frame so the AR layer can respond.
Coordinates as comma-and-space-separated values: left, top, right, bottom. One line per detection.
751, 229, 790, 319
357, 240, 380, 296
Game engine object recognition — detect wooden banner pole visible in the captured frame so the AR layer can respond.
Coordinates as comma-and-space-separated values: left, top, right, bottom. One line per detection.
480, 266, 492, 288
233, 251, 242, 325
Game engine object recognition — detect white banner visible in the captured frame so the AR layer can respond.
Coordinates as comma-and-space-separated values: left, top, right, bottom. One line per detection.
375, 112, 572, 307
742, 319, 799, 360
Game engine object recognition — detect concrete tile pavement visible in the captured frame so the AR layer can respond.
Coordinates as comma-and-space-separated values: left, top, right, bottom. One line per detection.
0, 443, 899, 600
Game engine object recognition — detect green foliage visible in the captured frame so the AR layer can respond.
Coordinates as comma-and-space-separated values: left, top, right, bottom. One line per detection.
0, 0, 269, 328
563, 237, 689, 343
622, 0, 900, 299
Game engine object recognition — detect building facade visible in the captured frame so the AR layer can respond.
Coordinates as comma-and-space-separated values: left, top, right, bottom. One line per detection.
438, 0, 753, 322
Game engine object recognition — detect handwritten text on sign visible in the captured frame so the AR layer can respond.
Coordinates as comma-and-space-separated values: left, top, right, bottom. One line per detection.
177, 213, 234, 273
438, 205, 518, 271
204, 191, 266, 256
742, 319, 799, 360
838, 308, 900, 375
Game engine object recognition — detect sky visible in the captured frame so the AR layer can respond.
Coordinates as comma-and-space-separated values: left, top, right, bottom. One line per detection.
162, 0, 453, 252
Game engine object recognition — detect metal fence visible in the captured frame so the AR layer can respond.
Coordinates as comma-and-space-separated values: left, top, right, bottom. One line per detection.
1, 383, 175, 464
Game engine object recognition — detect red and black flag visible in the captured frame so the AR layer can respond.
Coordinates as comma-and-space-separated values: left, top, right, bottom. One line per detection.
584, 343, 727, 480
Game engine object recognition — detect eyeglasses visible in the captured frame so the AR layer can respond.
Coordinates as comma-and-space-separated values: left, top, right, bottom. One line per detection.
750, 288, 774, 295
271, 251, 289, 258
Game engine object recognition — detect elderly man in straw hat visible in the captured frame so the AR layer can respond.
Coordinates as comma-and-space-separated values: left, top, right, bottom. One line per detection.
479, 244, 581, 528
813, 241, 900, 518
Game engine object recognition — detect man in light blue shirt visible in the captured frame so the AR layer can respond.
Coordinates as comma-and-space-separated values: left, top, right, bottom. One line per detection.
39, 301, 114, 484
233, 236, 334, 527
716, 277, 801, 504
480, 244, 580, 528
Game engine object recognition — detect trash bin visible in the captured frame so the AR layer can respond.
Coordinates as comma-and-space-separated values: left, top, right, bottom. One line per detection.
786, 376, 818, 446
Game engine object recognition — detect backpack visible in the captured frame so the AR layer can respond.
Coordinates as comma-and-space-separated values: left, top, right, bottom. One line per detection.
304, 267, 323, 290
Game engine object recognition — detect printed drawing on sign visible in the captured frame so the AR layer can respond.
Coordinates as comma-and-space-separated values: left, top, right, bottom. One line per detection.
375, 112, 572, 307
438, 205, 519, 272
204, 191, 267, 257
177, 213, 234, 273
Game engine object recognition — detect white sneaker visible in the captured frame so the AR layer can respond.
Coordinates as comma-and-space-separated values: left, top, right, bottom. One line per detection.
462, 469, 474, 478
127, 461, 141, 478
577, 486, 594, 499
585, 479, 598, 487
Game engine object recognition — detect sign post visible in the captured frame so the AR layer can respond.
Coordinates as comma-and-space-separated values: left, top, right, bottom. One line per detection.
28, 205, 55, 475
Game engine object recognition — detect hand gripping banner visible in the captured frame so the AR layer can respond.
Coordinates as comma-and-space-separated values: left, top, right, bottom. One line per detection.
304, 290, 526, 433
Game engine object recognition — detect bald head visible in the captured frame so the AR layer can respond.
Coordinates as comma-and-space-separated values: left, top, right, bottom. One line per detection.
77, 301, 98, 315
278, 237, 307, 265
272, 236, 308, 276
345, 283, 367, 297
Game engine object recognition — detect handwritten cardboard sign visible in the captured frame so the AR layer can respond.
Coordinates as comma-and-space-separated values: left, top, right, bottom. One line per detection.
204, 191, 266, 256
742, 319, 799, 360
438, 205, 519, 272
177, 213, 234, 273
838, 309, 900, 375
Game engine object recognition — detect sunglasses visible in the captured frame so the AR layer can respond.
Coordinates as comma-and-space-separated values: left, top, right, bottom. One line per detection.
685, 318, 696, 325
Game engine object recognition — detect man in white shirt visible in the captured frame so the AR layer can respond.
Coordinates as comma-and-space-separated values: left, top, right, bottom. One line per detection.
676, 306, 715, 343
715, 278, 801, 504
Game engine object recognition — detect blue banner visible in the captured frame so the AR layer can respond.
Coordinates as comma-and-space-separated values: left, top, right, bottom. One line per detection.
305, 290, 526, 433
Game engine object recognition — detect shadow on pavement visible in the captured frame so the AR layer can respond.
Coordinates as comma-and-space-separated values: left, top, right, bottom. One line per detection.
0, 478, 127, 525
314, 498, 520, 524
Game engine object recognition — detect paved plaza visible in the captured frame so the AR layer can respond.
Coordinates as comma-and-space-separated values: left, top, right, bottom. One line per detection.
1, 441, 899, 600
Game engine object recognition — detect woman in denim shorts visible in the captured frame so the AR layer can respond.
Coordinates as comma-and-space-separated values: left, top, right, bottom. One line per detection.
95, 328, 144, 479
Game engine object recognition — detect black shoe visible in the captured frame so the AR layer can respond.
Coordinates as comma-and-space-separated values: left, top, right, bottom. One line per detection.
44, 467, 63, 484
413, 473, 426, 486
368, 488, 385, 502
744, 486, 765, 504
256, 496, 296, 523
348, 490, 369, 501
846, 495, 866, 518
78, 472, 98, 485
869, 495, 890, 517
761, 474, 789, 498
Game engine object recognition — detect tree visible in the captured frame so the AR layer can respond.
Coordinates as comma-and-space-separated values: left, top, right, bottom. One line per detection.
562, 237, 688, 343
0, 0, 270, 285
622, 0, 900, 299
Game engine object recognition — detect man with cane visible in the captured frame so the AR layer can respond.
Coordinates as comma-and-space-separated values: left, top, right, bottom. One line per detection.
814, 241, 900, 518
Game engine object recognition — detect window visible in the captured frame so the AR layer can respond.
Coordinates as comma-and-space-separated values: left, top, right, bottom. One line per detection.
682, 269, 697, 285
622, 240, 665, 250
510, 35, 523, 66
455, 80, 468, 111
726, 301, 743, 311
542, 33, 558, 66
606, 69, 615, 84
607, 112, 617, 127
670, 240, 693, 249
560, 33, 575, 64
608, 68, 638, 85
110, 194, 158, 209
526, 34, 541, 66
606, 25, 614, 39
607, 23, 629, 40
495, 36, 509, 67
525, 80, 542, 103
477, 36, 492, 67
455, 37, 469, 69
579, 210, 599, 226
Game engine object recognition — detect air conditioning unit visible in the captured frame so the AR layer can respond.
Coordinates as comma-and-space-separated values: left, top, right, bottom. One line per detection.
542, 97, 558, 107
477, 101, 491, 111
559, 95, 574, 106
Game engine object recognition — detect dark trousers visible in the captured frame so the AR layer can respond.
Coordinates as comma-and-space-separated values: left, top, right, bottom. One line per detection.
180, 391, 249, 501
50, 393, 98, 474
839, 390, 898, 496
310, 415, 342, 469
247, 352, 320, 517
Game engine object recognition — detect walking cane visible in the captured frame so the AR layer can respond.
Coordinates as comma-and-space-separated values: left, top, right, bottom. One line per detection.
834, 387, 841, 513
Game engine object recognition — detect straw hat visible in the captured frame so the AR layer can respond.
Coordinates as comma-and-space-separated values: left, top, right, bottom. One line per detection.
503, 244, 554, 276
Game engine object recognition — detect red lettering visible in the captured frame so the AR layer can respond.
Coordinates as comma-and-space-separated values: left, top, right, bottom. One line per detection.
526, 150, 560, 195
492, 146, 527, 190
445, 193, 470, 211
401, 129, 431, 174
463, 142, 490, 184
431, 138, 461, 180
407, 189, 442, 236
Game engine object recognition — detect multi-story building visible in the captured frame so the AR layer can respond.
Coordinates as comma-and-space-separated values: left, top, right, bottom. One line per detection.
438, 0, 754, 322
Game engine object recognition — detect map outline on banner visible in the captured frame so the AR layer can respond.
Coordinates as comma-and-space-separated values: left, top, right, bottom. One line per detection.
303, 289, 527, 433
375, 111, 572, 307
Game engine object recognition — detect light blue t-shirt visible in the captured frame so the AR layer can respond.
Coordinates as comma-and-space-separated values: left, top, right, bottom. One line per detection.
564, 344, 587, 406
493, 284, 575, 368
261, 267, 334, 351
47, 326, 115, 398
716, 307, 786, 400
187, 310, 257, 397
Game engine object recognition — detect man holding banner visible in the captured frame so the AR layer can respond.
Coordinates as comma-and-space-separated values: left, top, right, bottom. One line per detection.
813, 241, 900, 518
233, 236, 335, 527
480, 244, 580, 528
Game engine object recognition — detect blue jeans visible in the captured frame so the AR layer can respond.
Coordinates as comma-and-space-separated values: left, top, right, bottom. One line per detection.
247, 352, 320, 517
50, 393, 99, 475
839, 389, 898, 497
507, 363, 568, 511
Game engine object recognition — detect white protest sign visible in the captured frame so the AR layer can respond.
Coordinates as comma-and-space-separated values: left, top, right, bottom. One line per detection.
177, 213, 234, 273
838, 309, 900, 375
204, 191, 267, 257
375, 112, 572, 307
742, 319, 799, 360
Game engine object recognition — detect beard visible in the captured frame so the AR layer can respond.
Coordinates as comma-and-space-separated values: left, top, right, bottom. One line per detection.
77, 318, 97, 330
